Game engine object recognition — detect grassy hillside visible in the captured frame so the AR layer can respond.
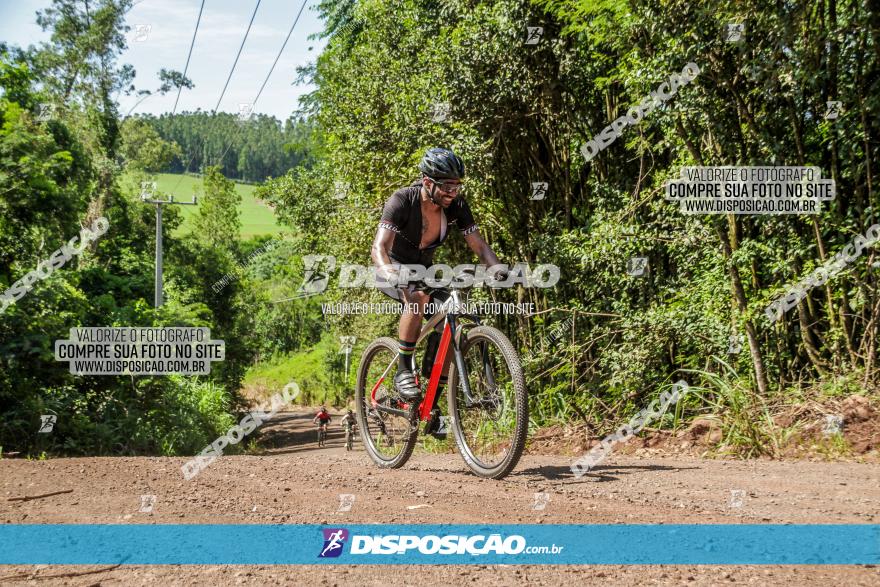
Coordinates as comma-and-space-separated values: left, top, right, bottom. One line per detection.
153, 173, 293, 239
241, 333, 353, 408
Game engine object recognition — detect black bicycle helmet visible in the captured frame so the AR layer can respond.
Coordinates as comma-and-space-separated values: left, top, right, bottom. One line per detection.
418, 147, 465, 180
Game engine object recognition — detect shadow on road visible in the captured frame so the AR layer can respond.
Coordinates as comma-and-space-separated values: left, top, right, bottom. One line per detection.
516, 463, 700, 483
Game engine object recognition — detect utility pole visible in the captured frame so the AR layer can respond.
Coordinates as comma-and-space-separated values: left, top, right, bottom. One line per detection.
340, 336, 356, 383
141, 182, 197, 307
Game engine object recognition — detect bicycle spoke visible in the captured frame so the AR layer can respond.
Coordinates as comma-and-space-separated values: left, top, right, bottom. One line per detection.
357, 341, 416, 465
450, 327, 527, 477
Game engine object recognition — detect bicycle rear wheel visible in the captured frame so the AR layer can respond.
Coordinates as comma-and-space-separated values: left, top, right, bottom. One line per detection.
447, 325, 528, 479
355, 337, 418, 468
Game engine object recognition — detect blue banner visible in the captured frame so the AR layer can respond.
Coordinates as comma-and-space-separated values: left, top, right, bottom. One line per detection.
1, 524, 877, 565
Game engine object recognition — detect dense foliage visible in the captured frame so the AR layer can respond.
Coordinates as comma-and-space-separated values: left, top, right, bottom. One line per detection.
0, 0, 313, 456
257, 0, 880, 448
3, 0, 878, 459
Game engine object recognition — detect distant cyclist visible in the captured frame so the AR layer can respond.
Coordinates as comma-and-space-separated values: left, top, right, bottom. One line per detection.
341, 409, 356, 451
313, 406, 331, 446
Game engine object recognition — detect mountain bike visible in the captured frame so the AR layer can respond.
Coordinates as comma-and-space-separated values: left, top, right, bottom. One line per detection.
354, 277, 528, 479
316, 423, 328, 447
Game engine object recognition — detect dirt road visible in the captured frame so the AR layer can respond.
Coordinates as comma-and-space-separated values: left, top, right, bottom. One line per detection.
2, 409, 879, 586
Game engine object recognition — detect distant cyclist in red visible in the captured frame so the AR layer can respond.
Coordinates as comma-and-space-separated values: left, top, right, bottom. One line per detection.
313, 406, 331, 447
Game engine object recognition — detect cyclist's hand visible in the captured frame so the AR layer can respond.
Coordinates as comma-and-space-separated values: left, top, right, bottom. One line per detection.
376, 264, 401, 286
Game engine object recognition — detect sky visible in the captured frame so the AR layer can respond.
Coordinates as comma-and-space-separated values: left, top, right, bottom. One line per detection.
0, 0, 328, 120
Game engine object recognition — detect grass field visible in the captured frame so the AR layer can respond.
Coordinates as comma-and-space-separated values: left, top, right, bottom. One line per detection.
153, 173, 293, 239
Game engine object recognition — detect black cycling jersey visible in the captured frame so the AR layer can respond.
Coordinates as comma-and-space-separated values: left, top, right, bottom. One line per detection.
378, 180, 478, 266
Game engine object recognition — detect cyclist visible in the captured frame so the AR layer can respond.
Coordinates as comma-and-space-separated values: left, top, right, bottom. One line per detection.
313, 406, 331, 446
371, 147, 507, 402
341, 409, 356, 450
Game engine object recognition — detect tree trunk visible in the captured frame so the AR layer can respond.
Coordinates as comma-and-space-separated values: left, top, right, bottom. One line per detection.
716, 221, 770, 395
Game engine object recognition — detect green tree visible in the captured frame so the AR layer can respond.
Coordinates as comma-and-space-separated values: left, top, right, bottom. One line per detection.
193, 166, 242, 248
118, 118, 181, 172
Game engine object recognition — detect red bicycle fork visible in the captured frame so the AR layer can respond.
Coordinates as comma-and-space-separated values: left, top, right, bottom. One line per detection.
369, 322, 453, 423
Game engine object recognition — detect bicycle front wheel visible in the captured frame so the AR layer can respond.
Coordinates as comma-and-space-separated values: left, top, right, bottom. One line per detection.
447, 325, 528, 479
355, 337, 418, 468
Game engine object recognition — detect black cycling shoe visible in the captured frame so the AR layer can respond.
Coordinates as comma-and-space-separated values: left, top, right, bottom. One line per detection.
394, 370, 422, 401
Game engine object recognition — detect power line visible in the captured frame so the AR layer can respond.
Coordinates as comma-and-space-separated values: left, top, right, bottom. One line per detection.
212, 0, 262, 114
212, 0, 309, 167
171, 0, 262, 193
172, 0, 206, 115
253, 0, 308, 107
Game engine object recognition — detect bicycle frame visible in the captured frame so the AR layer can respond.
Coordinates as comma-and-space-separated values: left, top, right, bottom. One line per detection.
369, 289, 485, 423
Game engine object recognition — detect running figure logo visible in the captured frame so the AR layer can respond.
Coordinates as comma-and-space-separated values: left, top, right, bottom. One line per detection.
319, 528, 349, 558
296, 255, 336, 298
525, 26, 544, 45
38, 415, 56, 433
627, 256, 648, 277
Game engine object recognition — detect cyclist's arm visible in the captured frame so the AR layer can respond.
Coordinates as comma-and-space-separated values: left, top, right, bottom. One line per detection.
371, 227, 399, 283
464, 231, 504, 273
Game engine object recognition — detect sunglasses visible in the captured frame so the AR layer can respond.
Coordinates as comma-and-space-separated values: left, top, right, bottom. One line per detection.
427, 177, 463, 194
